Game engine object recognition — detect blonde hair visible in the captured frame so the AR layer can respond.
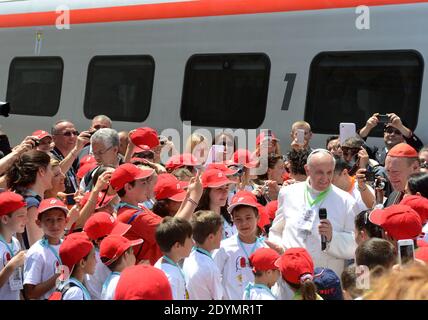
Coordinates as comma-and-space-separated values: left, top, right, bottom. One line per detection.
185, 133, 207, 153
364, 263, 428, 300
291, 121, 311, 133
50, 159, 60, 168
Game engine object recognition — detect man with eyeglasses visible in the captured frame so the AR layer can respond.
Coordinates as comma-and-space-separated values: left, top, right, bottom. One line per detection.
78, 115, 113, 161
358, 113, 423, 166
51, 120, 91, 204
269, 149, 359, 277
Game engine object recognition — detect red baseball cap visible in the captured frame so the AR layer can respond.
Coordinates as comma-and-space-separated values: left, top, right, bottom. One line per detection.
59, 232, 94, 272
76, 162, 98, 180
130, 127, 159, 150
37, 198, 68, 219
387, 143, 418, 158
79, 155, 96, 166
256, 203, 271, 229
249, 248, 280, 273
79, 191, 117, 209
32, 130, 52, 140
114, 264, 173, 300
83, 212, 131, 241
230, 149, 258, 169
110, 163, 154, 191
100, 234, 143, 266
202, 169, 236, 189
0, 191, 26, 216
165, 153, 199, 171
256, 131, 279, 146
154, 173, 188, 202
415, 247, 428, 264
369, 204, 423, 240
206, 163, 238, 176
275, 247, 314, 285
400, 195, 428, 224
227, 190, 258, 213
265, 200, 279, 221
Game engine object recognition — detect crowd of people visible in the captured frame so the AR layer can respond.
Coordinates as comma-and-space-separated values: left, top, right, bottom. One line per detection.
0, 112, 428, 300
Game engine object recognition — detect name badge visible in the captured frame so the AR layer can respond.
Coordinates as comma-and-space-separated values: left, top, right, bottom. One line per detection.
9, 267, 23, 291
297, 209, 316, 233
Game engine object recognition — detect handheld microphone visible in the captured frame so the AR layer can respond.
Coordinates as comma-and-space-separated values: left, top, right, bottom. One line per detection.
319, 208, 327, 251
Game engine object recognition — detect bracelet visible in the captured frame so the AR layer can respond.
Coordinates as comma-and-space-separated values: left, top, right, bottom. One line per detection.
187, 198, 198, 206
358, 185, 368, 192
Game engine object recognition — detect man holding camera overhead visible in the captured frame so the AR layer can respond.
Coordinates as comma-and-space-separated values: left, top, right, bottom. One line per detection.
358, 113, 424, 166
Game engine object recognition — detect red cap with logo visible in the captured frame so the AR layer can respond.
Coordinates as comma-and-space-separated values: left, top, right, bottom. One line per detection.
165, 153, 199, 171
202, 169, 236, 189
0, 191, 26, 216
256, 131, 279, 146
154, 173, 188, 202
387, 143, 418, 158
110, 163, 154, 191
227, 190, 258, 213
206, 163, 238, 176
114, 264, 173, 300
59, 232, 94, 272
37, 198, 68, 219
100, 234, 143, 266
32, 130, 52, 140
249, 248, 280, 273
265, 200, 279, 221
400, 195, 428, 224
230, 149, 258, 169
369, 204, 423, 240
83, 212, 131, 241
129, 127, 159, 149
275, 247, 314, 285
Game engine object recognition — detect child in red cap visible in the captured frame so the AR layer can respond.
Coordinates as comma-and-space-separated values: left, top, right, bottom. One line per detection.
23, 198, 69, 300
275, 247, 322, 300
57, 232, 96, 300
83, 211, 131, 299
243, 247, 280, 300
155, 217, 193, 300
99, 234, 142, 300
0, 192, 28, 300
213, 191, 268, 300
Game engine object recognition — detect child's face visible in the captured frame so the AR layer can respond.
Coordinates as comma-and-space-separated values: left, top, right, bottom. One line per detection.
83, 248, 97, 275
178, 236, 194, 259
209, 186, 229, 207
37, 209, 67, 239
233, 207, 259, 239
211, 225, 223, 249
3, 207, 28, 234
267, 269, 281, 287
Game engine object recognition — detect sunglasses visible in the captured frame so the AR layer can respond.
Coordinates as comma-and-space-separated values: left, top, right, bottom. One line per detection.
55, 130, 79, 137
341, 147, 360, 155
384, 128, 402, 135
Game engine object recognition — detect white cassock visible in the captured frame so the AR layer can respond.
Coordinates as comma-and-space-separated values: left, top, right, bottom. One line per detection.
269, 179, 359, 277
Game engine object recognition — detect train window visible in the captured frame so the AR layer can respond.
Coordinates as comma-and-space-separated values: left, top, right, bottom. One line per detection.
181, 53, 270, 128
305, 51, 423, 136
6, 57, 63, 116
84, 55, 155, 122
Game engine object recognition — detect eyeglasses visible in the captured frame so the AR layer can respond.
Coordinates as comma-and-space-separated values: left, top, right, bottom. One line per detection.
93, 146, 113, 157
341, 147, 360, 155
384, 127, 402, 135
55, 130, 79, 137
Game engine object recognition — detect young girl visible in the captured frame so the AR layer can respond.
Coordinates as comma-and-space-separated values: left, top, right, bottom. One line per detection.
213, 191, 267, 300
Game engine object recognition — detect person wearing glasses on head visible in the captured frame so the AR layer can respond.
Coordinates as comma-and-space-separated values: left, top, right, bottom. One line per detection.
358, 113, 424, 166
51, 120, 91, 205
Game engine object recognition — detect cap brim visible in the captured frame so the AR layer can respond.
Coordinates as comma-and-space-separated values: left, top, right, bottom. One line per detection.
368, 209, 385, 226
129, 238, 144, 247
39, 205, 69, 215
205, 179, 237, 189
169, 191, 187, 202
111, 222, 132, 236
223, 168, 238, 176
244, 161, 258, 169
228, 201, 259, 213
135, 168, 155, 180
274, 257, 282, 269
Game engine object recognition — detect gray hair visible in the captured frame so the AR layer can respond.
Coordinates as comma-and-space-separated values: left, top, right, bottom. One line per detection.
51, 119, 74, 135
92, 115, 112, 127
91, 128, 119, 148
307, 148, 336, 168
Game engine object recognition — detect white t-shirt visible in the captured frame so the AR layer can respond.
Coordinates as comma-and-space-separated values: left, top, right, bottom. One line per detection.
61, 279, 91, 300
243, 283, 276, 300
349, 182, 374, 213
0, 237, 22, 300
213, 234, 267, 300
155, 257, 188, 300
222, 218, 237, 240
101, 272, 120, 300
183, 249, 223, 300
84, 249, 110, 300
24, 240, 61, 300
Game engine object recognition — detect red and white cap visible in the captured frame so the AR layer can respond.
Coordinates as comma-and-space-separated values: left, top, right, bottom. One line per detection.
249, 248, 280, 273
129, 127, 159, 150
400, 195, 428, 224
154, 173, 188, 202
32, 130, 52, 140
206, 163, 238, 176
165, 153, 199, 171
110, 163, 154, 191
83, 212, 131, 241
201, 169, 236, 189
227, 190, 259, 213
228, 149, 258, 169
274, 247, 314, 285
59, 232, 94, 272
100, 234, 143, 266
0, 191, 26, 216
37, 198, 68, 218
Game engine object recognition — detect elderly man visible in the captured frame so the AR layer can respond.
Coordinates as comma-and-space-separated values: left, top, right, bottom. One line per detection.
384, 143, 420, 206
80, 128, 122, 192
79, 115, 113, 160
269, 149, 358, 277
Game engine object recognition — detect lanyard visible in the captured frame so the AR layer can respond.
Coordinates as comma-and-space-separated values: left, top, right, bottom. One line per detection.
305, 185, 331, 208
162, 255, 186, 284
39, 237, 62, 265
0, 235, 15, 257
102, 271, 121, 294
244, 282, 276, 299
68, 277, 91, 300
116, 202, 142, 211
237, 236, 263, 261
194, 247, 213, 260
